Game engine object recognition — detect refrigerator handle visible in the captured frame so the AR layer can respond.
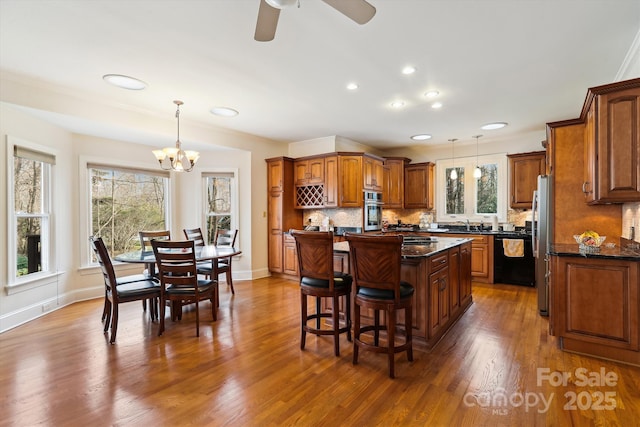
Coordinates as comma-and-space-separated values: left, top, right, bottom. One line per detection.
531, 190, 538, 257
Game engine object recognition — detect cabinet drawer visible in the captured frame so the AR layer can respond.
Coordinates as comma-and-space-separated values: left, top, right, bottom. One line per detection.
430, 252, 449, 272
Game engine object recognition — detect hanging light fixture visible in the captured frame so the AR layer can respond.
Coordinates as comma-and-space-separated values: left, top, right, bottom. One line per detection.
449, 138, 458, 180
152, 100, 199, 172
473, 134, 483, 179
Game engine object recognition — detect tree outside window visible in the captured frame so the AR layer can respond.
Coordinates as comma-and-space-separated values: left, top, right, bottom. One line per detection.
89, 165, 169, 257
12, 144, 54, 279
204, 173, 236, 244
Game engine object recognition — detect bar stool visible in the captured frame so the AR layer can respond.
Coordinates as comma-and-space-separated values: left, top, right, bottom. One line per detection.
290, 229, 352, 356
345, 233, 414, 378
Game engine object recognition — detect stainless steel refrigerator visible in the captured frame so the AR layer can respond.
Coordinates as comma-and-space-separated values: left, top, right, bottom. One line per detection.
531, 175, 551, 316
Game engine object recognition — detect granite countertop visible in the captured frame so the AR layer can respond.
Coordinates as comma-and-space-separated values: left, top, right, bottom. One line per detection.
334, 236, 473, 258
550, 238, 640, 261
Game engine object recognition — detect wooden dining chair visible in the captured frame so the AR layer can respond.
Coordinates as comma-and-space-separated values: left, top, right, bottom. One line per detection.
345, 233, 414, 378
90, 236, 160, 344
151, 239, 218, 337
213, 228, 238, 294
290, 229, 352, 356
139, 230, 171, 252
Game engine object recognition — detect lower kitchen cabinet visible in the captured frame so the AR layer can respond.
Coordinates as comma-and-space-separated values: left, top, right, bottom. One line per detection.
283, 234, 299, 276
439, 233, 493, 283
551, 255, 639, 366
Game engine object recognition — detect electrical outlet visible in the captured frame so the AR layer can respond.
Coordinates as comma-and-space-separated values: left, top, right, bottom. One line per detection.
42, 302, 54, 312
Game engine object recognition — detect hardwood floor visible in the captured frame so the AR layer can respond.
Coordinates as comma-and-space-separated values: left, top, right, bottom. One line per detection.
1, 278, 639, 426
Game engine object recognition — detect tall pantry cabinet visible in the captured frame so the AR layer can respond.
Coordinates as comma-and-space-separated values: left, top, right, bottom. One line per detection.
266, 157, 303, 274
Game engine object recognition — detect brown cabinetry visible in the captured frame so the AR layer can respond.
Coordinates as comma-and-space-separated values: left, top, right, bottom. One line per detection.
508, 151, 546, 209
282, 234, 299, 276
440, 233, 493, 283
383, 157, 410, 208
363, 155, 384, 192
551, 255, 639, 365
324, 155, 338, 207
266, 157, 303, 276
427, 252, 450, 338
404, 162, 435, 209
294, 157, 324, 186
582, 78, 640, 204
337, 155, 363, 207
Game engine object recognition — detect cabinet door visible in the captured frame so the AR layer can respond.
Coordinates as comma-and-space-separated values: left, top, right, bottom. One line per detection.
428, 267, 449, 338
283, 238, 298, 276
449, 246, 460, 314
268, 231, 283, 273
294, 158, 325, 185
384, 159, 406, 208
267, 160, 284, 192
324, 156, 338, 207
594, 87, 640, 203
268, 192, 283, 231
338, 155, 363, 207
404, 163, 434, 209
508, 151, 546, 209
459, 242, 472, 306
553, 256, 638, 351
583, 102, 597, 203
333, 252, 349, 274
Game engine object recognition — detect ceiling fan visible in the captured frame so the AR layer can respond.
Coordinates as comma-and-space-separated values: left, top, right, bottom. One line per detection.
254, 0, 376, 42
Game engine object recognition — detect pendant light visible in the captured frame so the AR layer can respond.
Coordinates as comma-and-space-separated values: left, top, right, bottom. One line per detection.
449, 138, 458, 180
152, 100, 199, 172
473, 134, 483, 179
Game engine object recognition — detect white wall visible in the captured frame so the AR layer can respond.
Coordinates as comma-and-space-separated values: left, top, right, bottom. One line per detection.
0, 91, 287, 332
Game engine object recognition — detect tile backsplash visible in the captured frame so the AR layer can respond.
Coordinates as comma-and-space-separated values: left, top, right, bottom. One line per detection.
622, 202, 640, 242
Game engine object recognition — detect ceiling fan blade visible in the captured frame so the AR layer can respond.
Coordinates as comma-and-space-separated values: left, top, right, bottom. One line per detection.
255, 0, 280, 42
320, 0, 376, 25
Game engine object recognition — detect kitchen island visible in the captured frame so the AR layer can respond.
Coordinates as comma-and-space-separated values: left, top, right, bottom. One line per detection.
334, 236, 473, 349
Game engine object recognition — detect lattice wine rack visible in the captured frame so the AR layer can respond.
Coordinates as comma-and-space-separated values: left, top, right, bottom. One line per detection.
296, 185, 324, 207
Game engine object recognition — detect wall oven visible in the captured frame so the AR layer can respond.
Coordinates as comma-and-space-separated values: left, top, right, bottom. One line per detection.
363, 191, 383, 231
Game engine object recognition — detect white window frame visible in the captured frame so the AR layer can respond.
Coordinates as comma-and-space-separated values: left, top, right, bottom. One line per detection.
6, 136, 56, 285
436, 153, 508, 224
202, 170, 238, 245
79, 156, 172, 267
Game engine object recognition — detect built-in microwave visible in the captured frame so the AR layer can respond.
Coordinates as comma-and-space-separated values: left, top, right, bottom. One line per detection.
363, 191, 383, 231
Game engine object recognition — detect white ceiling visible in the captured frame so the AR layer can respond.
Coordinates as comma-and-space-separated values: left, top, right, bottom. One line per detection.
1, 0, 639, 151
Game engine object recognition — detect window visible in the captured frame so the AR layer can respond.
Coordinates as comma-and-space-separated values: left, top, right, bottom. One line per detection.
436, 154, 507, 223
9, 141, 55, 281
89, 164, 169, 257
203, 172, 237, 244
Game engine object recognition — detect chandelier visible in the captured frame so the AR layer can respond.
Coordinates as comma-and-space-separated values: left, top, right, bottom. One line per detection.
152, 100, 199, 172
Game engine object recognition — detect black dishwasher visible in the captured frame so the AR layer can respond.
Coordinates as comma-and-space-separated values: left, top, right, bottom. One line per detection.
494, 234, 535, 286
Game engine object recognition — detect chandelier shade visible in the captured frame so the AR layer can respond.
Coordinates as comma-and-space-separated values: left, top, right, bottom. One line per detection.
152, 100, 199, 172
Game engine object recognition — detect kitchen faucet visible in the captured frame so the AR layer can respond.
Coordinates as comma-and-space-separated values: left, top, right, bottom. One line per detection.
457, 220, 470, 231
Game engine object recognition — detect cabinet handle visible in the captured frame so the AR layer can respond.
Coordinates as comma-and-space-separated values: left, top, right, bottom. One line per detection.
582, 181, 592, 194
439, 278, 447, 291
440, 259, 446, 264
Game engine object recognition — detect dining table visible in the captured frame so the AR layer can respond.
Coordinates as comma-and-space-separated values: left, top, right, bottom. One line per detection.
114, 245, 242, 277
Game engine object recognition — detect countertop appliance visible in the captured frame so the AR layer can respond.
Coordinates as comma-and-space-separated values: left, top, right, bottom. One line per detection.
363, 191, 383, 231
532, 175, 552, 316
494, 233, 535, 286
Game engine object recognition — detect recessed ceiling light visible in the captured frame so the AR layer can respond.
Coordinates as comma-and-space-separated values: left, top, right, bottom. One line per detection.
390, 101, 405, 109
346, 82, 359, 90
102, 74, 147, 90
210, 107, 239, 117
424, 90, 439, 98
481, 122, 508, 130
402, 66, 416, 75
431, 102, 443, 109
411, 134, 432, 141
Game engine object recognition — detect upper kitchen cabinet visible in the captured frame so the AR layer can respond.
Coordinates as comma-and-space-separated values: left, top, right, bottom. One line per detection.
508, 151, 546, 209
294, 156, 324, 186
404, 162, 435, 209
363, 154, 384, 192
383, 157, 411, 208
582, 78, 640, 204
337, 154, 364, 207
